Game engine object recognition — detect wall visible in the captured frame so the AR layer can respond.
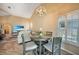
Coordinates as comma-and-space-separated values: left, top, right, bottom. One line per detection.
0, 16, 30, 34
31, 4, 79, 54
32, 12, 59, 36
31, 3, 79, 36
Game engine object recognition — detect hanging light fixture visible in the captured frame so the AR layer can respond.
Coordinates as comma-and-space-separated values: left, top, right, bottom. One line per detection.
36, 6, 47, 16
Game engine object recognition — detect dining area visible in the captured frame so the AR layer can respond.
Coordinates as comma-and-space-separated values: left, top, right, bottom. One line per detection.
0, 28, 62, 55
17, 30, 62, 55
0, 1, 79, 59
1, 3, 76, 55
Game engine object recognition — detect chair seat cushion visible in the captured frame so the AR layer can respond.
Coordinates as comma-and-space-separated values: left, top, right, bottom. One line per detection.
43, 42, 52, 52
25, 42, 38, 51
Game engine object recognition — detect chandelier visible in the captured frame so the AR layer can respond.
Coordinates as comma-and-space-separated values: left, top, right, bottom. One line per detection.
36, 6, 47, 16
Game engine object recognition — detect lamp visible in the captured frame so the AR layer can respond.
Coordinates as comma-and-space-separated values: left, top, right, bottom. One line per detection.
39, 27, 43, 37
36, 6, 47, 16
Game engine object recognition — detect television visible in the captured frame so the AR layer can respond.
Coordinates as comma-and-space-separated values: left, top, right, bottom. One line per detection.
13, 25, 24, 32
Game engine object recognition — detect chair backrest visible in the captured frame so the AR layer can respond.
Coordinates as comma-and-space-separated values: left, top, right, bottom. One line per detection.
23, 31, 31, 42
21, 34, 26, 55
52, 37, 62, 55
17, 31, 23, 43
17, 31, 31, 44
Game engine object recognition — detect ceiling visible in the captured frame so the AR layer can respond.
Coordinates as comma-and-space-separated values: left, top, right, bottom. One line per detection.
0, 3, 40, 18
0, 3, 79, 18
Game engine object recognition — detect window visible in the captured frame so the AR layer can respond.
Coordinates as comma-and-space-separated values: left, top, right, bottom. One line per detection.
58, 10, 79, 47
67, 20, 78, 43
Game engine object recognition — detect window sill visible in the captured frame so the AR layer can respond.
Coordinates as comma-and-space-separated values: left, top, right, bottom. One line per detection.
62, 40, 79, 47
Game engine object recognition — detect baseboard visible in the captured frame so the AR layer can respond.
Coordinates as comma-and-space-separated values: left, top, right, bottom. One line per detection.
61, 48, 77, 55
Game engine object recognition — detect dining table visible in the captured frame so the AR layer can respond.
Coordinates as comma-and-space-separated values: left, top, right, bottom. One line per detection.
30, 35, 52, 55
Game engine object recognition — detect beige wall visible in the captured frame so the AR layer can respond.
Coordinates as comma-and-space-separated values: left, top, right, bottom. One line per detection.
32, 12, 59, 35
0, 16, 31, 34
31, 3, 79, 35
31, 4, 79, 54
1, 4, 79, 35
0, 16, 30, 24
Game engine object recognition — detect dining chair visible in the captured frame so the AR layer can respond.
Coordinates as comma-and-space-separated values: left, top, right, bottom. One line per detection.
17, 31, 38, 55
43, 37, 62, 55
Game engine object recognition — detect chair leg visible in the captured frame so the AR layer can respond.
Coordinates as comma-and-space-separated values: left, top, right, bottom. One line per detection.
35, 48, 38, 55
43, 47, 46, 55
23, 50, 26, 55
33, 48, 38, 55
51, 52, 53, 55
39, 41, 42, 55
